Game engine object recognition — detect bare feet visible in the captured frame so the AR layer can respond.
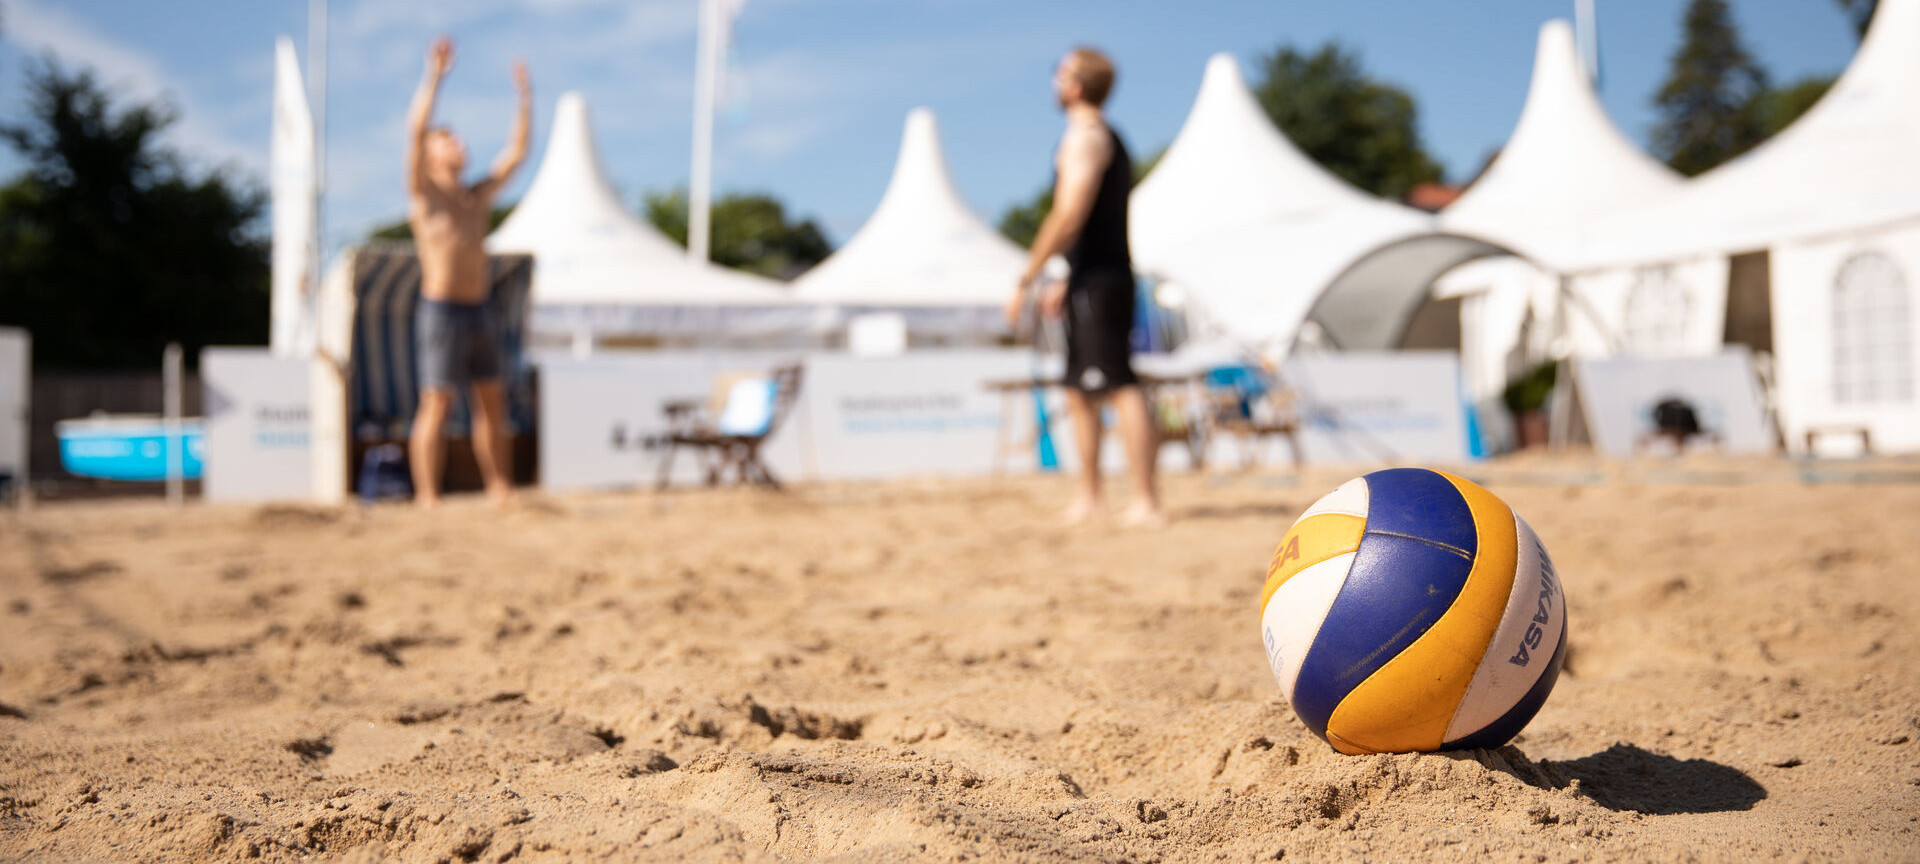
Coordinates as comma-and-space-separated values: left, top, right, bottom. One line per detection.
1117, 502, 1168, 529
488, 485, 519, 511
414, 493, 439, 511
1061, 495, 1105, 526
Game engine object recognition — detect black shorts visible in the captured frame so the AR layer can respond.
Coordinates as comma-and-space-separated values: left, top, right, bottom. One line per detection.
1063, 270, 1138, 393
416, 299, 503, 391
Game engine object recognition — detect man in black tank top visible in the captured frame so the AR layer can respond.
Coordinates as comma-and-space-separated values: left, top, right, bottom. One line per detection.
1005, 47, 1164, 527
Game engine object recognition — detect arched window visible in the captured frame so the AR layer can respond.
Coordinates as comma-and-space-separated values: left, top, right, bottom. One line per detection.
1832, 251, 1914, 404
1621, 265, 1691, 355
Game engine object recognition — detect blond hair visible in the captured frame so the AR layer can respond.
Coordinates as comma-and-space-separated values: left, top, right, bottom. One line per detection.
1067, 47, 1116, 107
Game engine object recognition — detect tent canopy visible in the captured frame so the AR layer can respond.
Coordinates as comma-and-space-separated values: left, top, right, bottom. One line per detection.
1566, 0, 1920, 267
1302, 18, 1684, 351
487, 92, 788, 307
1441, 20, 1683, 268
1129, 54, 1431, 350
791, 108, 1027, 308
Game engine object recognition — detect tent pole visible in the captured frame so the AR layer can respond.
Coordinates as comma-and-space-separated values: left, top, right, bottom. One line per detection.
164, 343, 184, 508
309, 0, 327, 315
689, 0, 719, 263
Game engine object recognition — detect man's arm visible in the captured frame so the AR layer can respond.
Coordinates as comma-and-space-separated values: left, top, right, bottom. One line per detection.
1005, 123, 1111, 325
407, 37, 455, 195
476, 61, 532, 200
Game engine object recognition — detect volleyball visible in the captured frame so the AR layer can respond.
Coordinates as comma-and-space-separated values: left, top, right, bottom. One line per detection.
1260, 468, 1567, 754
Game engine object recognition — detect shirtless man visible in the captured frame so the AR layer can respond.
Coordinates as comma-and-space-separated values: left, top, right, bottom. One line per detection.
1004, 47, 1163, 527
405, 37, 530, 508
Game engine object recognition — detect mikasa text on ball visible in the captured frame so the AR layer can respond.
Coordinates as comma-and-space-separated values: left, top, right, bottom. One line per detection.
1260, 468, 1566, 754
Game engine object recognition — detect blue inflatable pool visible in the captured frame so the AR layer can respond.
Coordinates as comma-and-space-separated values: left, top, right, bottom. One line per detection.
56, 416, 205, 481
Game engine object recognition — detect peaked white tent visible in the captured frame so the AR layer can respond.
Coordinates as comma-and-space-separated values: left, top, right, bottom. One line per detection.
1443, 20, 1684, 267
1569, 0, 1920, 267
791, 108, 1025, 339
1130, 53, 1433, 352
1431, 20, 1688, 448
1562, 0, 1920, 453
488, 92, 795, 342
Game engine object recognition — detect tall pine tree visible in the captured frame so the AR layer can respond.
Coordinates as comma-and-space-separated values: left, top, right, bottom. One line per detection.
1653, 0, 1771, 176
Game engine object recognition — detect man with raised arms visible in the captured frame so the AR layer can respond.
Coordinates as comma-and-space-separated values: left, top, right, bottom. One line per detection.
405, 37, 530, 508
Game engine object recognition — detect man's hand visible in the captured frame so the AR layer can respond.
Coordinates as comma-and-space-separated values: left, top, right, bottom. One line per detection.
1003, 285, 1028, 332
1039, 280, 1069, 320
428, 36, 455, 79
512, 59, 530, 95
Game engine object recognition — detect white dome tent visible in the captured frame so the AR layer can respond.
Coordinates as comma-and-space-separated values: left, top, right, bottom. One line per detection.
1129, 53, 1434, 354
487, 92, 797, 348
790, 108, 1027, 343
1562, 0, 1920, 453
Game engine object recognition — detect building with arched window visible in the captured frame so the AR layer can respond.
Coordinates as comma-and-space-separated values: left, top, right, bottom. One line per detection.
1831, 251, 1914, 405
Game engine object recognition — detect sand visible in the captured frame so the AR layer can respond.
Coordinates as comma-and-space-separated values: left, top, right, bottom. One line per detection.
1, 466, 1917, 862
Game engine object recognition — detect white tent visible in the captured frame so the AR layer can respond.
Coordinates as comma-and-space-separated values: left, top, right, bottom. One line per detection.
1563, 0, 1920, 453
1130, 53, 1433, 352
487, 92, 796, 342
790, 108, 1024, 340
1432, 20, 1687, 448
1567, 0, 1920, 267
1442, 20, 1684, 269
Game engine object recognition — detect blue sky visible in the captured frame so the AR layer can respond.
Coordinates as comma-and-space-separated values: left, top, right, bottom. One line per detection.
0, 0, 1862, 255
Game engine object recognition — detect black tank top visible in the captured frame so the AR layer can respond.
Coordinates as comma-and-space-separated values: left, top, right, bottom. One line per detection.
1064, 124, 1133, 280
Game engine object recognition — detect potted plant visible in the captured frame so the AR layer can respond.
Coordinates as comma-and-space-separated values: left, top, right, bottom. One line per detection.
1502, 361, 1558, 449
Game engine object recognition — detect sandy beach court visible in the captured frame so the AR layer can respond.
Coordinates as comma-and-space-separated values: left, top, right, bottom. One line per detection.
2, 467, 1916, 862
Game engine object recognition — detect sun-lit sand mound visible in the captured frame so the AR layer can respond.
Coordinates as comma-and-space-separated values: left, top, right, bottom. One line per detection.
1, 467, 1916, 862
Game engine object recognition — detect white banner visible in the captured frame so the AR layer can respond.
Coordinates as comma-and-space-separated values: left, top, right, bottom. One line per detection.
1571, 349, 1773, 458
537, 350, 1034, 490
203, 348, 312, 502
801, 351, 1029, 479
1285, 351, 1471, 466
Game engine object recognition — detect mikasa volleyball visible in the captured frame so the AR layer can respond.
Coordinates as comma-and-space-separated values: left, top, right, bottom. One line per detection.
1260, 468, 1567, 754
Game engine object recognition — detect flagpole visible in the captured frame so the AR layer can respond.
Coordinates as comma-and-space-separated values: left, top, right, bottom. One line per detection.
1575, 0, 1601, 89
689, 0, 719, 263
309, 0, 328, 331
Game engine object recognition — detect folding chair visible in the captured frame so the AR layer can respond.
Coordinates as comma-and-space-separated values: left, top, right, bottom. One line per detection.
651, 364, 803, 490
1198, 364, 1304, 470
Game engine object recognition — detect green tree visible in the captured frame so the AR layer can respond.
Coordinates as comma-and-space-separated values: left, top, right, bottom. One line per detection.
1737, 0, 1877, 140
366, 205, 514, 241
1751, 75, 1834, 138
643, 188, 830, 280
1653, 0, 1772, 176
996, 146, 1163, 249
0, 59, 268, 369
1251, 43, 1443, 199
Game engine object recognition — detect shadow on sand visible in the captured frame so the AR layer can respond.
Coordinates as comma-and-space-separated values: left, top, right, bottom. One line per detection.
1459, 743, 1768, 815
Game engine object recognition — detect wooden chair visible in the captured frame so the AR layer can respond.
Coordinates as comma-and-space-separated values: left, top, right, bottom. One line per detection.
1195, 365, 1303, 470
651, 364, 803, 490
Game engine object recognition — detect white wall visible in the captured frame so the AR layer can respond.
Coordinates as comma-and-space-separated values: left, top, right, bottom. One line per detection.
1771, 222, 1920, 454
1565, 256, 1728, 358
0, 327, 28, 483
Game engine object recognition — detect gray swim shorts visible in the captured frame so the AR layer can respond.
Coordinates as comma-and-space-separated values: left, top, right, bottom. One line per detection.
415, 299, 503, 391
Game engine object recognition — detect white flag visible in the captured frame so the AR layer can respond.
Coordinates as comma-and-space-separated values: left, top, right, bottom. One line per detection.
270, 36, 318, 356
